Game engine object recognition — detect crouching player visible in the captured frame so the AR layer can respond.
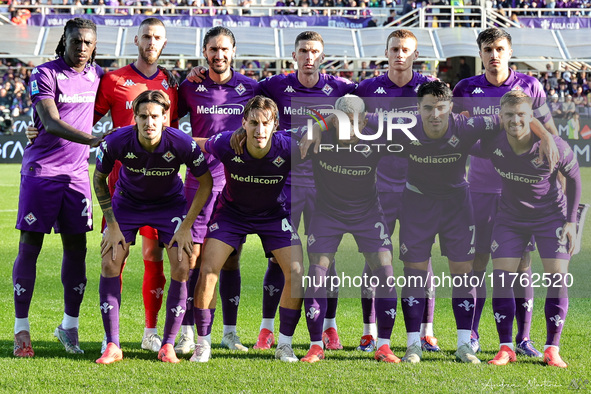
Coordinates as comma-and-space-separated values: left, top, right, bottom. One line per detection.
93, 90, 213, 364
478, 91, 581, 368
191, 96, 304, 363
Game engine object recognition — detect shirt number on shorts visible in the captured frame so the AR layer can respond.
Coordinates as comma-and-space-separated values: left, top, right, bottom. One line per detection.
81, 198, 91, 217
555, 226, 567, 245
171, 216, 187, 233
374, 222, 388, 240
282, 218, 293, 233
469, 225, 475, 245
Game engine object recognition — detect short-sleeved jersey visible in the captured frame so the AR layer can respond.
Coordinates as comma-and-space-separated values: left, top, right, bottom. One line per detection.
479, 134, 580, 222
94, 63, 178, 127
178, 70, 260, 189
23, 57, 103, 183
356, 72, 435, 193
308, 126, 389, 221
399, 113, 502, 198
453, 69, 551, 194
95, 125, 208, 204
205, 131, 293, 217
259, 72, 356, 187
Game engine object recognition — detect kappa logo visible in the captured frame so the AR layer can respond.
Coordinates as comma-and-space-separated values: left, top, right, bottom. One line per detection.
494, 148, 504, 157
209, 222, 219, 232
322, 84, 333, 96
264, 285, 280, 296
491, 240, 499, 253
306, 307, 320, 319
307, 234, 316, 246
403, 297, 419, 307
196, 85, 208, 92
382, 237, 392, 247
123, 79, 136, 86
400, 243, 408, 254
468, 246, 475, 254
522, 299, 533, 312
193, 153, 205, 167
494, 312, 506, 323
161, 79, 169, 90
555, 245, 568, 254
550, 314, 564, 327
151, 288, 164, 299
100, 302, 114, 313
171, 305, 186, 317
410, 140, 422, 146
374, 87, 387, 94
458, 300, 474, 311
284, 85, 296, 93
229, 296, 240, 306
162, 151, 175, 162
385, 309, 396, 319
14, 283, 26, 296
57, 73, 68, 80
467, 118, 475, 127
235, 83, 246, 95
531, 156, 544, 168
73, 283, 85, 295
191, 140, 197, 152
471, 87, 484, 94
232, 156, 245, 164
447, 135, 460, 148
272, 156, 285, 167
24, 212, 37, 225
32, 68, 39, 75
125, 152, 138, 159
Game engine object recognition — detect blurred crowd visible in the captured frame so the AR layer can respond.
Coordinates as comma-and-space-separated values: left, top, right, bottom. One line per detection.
0, 60, 33, 133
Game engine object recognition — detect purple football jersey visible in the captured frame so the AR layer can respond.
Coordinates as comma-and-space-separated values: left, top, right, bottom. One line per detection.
355, 72, 435, 193
400, 113, 502, 198
205, 131, 293, 216
453, 69, 551, 194
178, 70, 260, 190
479, 134, 580, 222
23, 57, 103, 183
259, 72, 356, 187
96, 125, 208, 203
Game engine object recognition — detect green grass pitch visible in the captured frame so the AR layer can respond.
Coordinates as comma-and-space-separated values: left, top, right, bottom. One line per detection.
0, 164, 589, 392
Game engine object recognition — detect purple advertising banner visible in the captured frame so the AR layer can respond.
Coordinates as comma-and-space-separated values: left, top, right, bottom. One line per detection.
519, 16, 591, 29
28, 14, 373, 28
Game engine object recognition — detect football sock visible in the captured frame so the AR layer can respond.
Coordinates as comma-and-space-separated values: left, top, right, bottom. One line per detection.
407, 332, 421, 347
61, 313, 79, 330
259, 318, 274, 332
13, 242, 41, 319
376, 338, 390, 348
180, 268, 198, 326
14, 318, 30, 334
491, 269, 515, 345
99, 275, 121, 347
194, 308, 215, 337
277, 333, 293, 346
162, 279, 187, 346
180, 325, 194, 338
197, 334, 211, 346
143, 259, 165, 329
278, 307, 300, 340
360, 262, 376, 325
363, 323, 377, 338
310, 341, 323, 349
325, 261, 339, 322
262, 259, 284, 319
374, 265, 397, 341
515, 267, 534, 343
220, 268, 241, 326
451, 272, 476, 332
420, 323, 434, 338
223, 325, 236, 336
401, 267, 427, 335
323, 318, 337, 331
422, 259, 435, 325
500, 342, 514, 351
544, 345, 559, 351
61, 248, 87, 318
304, 264, 328, 342
144, 327, 157, 336
457, 329, 471, 348
471, 270, 487, 340
545, 273, 568, 347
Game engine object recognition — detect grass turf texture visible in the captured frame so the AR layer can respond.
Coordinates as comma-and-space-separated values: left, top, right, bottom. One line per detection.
0, 163, 589, 392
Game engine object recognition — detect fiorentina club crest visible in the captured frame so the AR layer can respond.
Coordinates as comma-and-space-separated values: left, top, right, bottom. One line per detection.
272, 156, 285, 167
162, 79, 169, 90
447, 135, 460, 147
531, 156, 544, 168
162, 151, 175, 162
235, 83, 246, 96
322, 84, 333, 96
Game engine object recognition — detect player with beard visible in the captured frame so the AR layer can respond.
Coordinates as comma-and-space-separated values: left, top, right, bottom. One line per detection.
174, 26, 260, 355
93, 17, 178, 353
13, 17, 103, 357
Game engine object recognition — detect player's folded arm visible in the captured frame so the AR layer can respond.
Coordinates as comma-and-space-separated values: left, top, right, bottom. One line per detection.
35, 99, 101, 147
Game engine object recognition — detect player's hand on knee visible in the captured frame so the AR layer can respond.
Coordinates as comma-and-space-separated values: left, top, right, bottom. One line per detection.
186, 66, 207, 83
26, 126, 39, 144
101, 225, 127, 260
230, 127, 246, 154
169, 229, 194, 262
561, 221, 577, 255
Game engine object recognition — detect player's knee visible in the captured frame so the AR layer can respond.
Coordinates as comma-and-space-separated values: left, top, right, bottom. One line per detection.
517, 252, 532, 272
222, 254, 240, 271
20, 230, 44, 247
61, 233, 87, 250
473, 253, 490, 271
101, 258, 123, 277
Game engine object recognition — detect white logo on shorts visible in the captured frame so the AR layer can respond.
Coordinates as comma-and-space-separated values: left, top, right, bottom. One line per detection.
307, 234, 316, 246
209, 223, 219, 232
491, 240, 499, 253
24, 212, 37, 225
400, 243, 408, 255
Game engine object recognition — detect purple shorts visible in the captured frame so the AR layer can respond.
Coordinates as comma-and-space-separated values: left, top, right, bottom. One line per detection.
206, 206, 300, 258
491, 213, 571, 260
378, 191, 403, 237
16, 175, 92, 234
111, 193, 187, 246
470, 191, 500, 254
290, 184, 316, 235
185, 185, 220, 244
400, 188, 475, 263
307, 207, 393, 254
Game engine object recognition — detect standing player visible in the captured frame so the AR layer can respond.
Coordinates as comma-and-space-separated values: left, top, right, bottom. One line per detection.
94, 90, 212, 364
175, 26, 260, 355
191, 96, 304, 363
453, 27, 558, 356
475, 91, 580, 368
13, 17, 103, 357
93, 17, 178, 353
354, 29, 439, 353
255, 31, 356, 350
